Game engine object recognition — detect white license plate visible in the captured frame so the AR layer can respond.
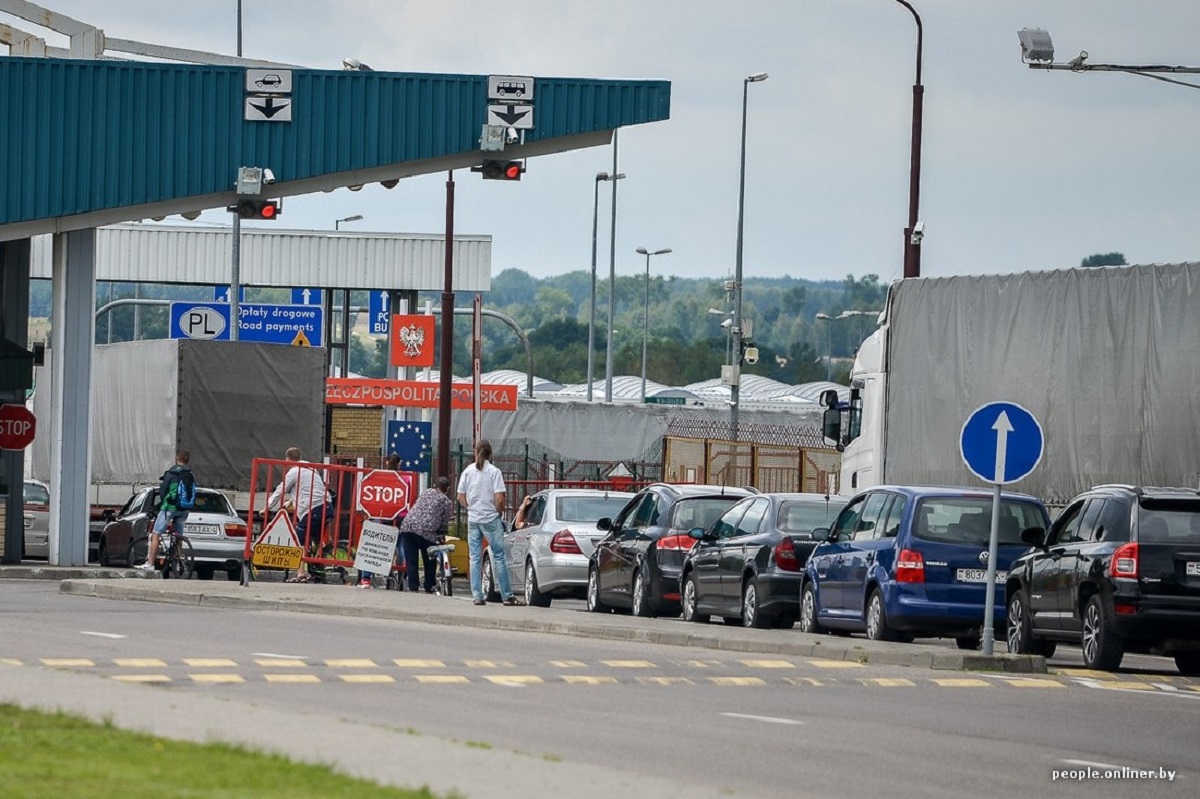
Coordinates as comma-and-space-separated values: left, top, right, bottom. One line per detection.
1187, 562, 1200, 577
185, 523, 222, 537
956, 568, 1006, 583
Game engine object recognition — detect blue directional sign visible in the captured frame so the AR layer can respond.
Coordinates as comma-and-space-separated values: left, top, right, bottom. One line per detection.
369, 290, 390, 335
213, 285, 246, 303
960, 402, 1044, 485
291, 287, 323, 306
171, 302, 324, 347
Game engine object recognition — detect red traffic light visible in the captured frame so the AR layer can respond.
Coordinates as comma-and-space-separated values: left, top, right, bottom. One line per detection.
235, 200, 281, 220
478, 160, 524, 181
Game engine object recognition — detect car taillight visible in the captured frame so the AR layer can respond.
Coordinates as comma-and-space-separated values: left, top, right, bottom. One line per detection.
1110, 542, 1139, 579
657, 534, 692, 552
549, 530, 582, 555
895, 548, 924, 583
773, 538, 800, 572
224, 523, 248, 538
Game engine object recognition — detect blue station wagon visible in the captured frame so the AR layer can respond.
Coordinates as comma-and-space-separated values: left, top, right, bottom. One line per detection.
798, 485, 1050, 648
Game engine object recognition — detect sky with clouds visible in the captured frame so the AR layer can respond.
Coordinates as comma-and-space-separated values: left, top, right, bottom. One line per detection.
7, 1, 1200, 285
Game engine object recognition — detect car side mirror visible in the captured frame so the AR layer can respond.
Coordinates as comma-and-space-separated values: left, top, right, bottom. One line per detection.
811, 527, 831, 542
688, 527, 706, 541
596, 517, 612, 531
102, 509, 115, 522
822, 408, 842, 449
1021, 527, 1047, 548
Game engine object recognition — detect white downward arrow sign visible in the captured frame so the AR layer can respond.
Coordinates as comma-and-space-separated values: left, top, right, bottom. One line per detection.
992, 410, 1013, 483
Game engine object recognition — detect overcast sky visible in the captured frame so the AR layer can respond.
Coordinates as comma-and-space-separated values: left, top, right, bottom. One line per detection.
8, 1, 1200, 284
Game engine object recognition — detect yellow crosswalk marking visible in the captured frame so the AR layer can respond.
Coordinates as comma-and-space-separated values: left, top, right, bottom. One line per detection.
1055, 668, 1118, 680
464, 660, 513, 668
184, 658, 238, 667
807, 659, 864, 669
561, 675, 619, 685
1101, 681, 1156, 691
709, 676, 766, 686
113, 658, 167, 668
325, 659, 378, 668
637, 676, 693, 686
1002, 678, 1064, 688
255, 658, 307, 668
861, 678, 915, 687
41, 658, 94, 667
112, 674, 170, 683
550, 660, 587, 668
739, 659, 795, 669
394, 659, 446, 668
601, 660, 656, 668
190, 674, 245, 684
415, 675, 469, 684
340, 674, 395, 684
485, 675, 544, 685
782, 677, 824, 686
932, 678, 991, 688
264, 674, 320, 683
680, 660, 722, 668
0, 658, 23, 667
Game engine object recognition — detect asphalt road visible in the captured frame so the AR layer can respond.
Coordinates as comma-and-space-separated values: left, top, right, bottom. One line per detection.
2, 581, 1196, 798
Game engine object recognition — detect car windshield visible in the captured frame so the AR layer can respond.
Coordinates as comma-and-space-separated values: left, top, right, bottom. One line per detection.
778, 499, 842, 534
556, 495, 629, 523
24, 482, 49, 505
191, 492, 234, 516
913, 497, 1044, 546
1138, 499, 1200, 544
671, 497, 743, 531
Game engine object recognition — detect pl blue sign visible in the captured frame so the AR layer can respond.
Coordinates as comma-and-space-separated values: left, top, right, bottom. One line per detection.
369, 291, 390, 335
170, 302, 324, 347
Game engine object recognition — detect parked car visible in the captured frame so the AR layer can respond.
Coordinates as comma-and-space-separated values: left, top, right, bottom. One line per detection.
97, 486, 247, 579
482, 488, 633, 606
22, 479, 51, 559
587, 483, 755, 617
1006, 485, 1200, 674
681, 492, 851, 628
799, 485, 1050, 648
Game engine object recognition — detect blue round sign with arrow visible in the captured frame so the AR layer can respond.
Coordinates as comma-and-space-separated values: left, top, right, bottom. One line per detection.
959, 401, 1044, 485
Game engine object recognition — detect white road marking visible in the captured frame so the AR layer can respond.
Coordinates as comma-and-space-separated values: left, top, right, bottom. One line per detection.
719, 712, 805, 726
252, 652, 306, 659
1060, 758, 1127, 770
1073, 678, 1200, 700
80, 631, 126, 639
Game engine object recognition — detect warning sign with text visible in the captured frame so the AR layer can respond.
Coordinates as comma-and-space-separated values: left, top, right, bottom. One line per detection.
352, 520, 400, 574
252, 511, 304, 569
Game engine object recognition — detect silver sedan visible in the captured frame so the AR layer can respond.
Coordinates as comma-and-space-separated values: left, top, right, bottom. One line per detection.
500, 489, 634, 607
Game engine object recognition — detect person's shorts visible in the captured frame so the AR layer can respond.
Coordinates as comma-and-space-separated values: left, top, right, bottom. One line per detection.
153, 510, 189, 535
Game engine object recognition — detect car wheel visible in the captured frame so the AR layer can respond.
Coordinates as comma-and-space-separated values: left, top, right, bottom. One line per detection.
195, 565, 215, 580
1006, 589, 1054, 657
955, 636, 980, 651
865, 589, 899, 642
632, 569, 654, 618
125, 538, 149, 570
98, 539, 111, 567
586, 566, 608, 613
1174, 652, 1200, 676
800, 582, 825, 635
1081, 594, 1124, 671
681, 573, 710, 624
481, 556, 500, 602
524, 560, 551, 608
742, 578, 771, 629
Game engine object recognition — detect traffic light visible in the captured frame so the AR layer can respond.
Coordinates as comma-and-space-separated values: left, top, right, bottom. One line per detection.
477, 160, 524, 181
232, 199, 280, 220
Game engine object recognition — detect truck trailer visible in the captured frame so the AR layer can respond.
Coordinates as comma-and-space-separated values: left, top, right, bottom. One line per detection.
823, 263, 1200, 505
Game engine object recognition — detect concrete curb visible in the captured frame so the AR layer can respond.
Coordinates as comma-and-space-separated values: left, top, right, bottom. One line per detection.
56, 577, 1046, 674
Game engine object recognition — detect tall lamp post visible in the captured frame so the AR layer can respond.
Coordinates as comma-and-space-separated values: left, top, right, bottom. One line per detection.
636, 246, 672, 402
730, 71, 768, 435
815, 312, 832, 381
335, 214, 363, 231
604, 133, 624, 403
893, 0, 924, 279
588, 172, 623, 401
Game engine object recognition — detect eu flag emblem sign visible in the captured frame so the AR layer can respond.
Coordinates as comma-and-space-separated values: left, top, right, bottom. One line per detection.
387, 420, 432, 472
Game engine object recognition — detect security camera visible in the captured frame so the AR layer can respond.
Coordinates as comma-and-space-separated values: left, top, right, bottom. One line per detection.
262, 168, 277, 185
910, 220, 924, 245
505, 126, 519, 144
743, 346, 759, 365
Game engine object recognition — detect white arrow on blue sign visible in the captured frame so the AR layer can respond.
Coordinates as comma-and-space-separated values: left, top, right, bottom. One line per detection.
291, 288, 323, 306
959, 401, 1044, 485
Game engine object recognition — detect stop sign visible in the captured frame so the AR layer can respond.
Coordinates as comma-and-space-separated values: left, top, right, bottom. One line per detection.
0, 404, 36, 450
356, 470, 416, 519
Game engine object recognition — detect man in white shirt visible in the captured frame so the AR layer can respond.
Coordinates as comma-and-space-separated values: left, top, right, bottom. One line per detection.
267, 447, 332, 577
456, 439, 517, 606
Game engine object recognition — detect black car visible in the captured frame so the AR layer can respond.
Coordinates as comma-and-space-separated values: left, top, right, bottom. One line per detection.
587, 484, 755, 617
680, 492, 850, 628
1006, 485, 1200, 674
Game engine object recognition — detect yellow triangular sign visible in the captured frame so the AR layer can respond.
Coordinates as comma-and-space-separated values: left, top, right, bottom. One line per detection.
291, 329, 312, 347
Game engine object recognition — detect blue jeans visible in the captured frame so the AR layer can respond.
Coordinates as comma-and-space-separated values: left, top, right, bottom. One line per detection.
468, 516, 511, 601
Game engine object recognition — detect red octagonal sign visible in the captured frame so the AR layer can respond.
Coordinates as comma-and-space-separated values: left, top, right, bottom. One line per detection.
356, 469, 416, 519
0, 404, 36, 450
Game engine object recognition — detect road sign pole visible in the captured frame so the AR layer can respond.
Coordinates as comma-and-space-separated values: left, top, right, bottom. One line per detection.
982, 482, 1002, 656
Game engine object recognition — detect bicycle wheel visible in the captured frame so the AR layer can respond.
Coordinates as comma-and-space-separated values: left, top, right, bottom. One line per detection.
440, 556, 453, 597
166, 537, 195, 580
126, 536, 150, 568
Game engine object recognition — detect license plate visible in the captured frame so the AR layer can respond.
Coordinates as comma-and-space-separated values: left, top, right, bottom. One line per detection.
956, 569, 1006, 583
185, 523, 221, 537
1187, 562, 1200, 577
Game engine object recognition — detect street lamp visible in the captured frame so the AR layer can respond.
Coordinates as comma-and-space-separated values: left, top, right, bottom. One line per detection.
636, 246, 672, 402
335, 214, 363, 231
1018, 27, 1200, 89
815, 312, 832, 381
604, 133, 625, 403
892, 0, 924, 279
708, 308, 733, 365
730, 71, 768, 436
589, 172, 624, 401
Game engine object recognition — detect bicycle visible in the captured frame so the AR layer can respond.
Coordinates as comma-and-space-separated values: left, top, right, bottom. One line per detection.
426, 541, 455, 597
128, 519, 195, 579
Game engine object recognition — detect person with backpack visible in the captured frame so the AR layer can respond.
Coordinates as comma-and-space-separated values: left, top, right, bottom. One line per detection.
137, 448, 195, 570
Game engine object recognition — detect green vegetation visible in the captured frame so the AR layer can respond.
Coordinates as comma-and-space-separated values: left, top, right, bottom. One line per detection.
1080, 252, 1127, 267
0, 703, 449, 799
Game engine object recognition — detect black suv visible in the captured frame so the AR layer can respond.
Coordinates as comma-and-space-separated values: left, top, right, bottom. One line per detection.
1006, 485, 1200, 674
